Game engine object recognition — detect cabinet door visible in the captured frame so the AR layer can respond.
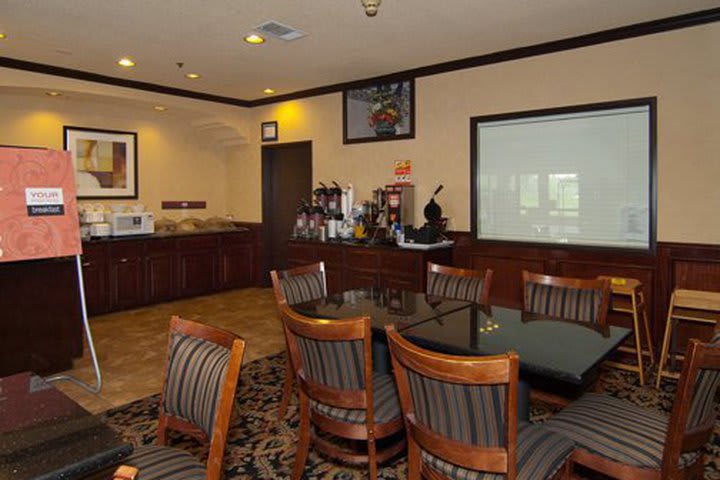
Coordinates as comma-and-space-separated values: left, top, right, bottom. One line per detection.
381, 274, 419, 292
325, 266, 344, 294
146, 253, 177, 303
178, 250, 217, 296
81, 255, 110, 315
219, 244, 253, 289
110, 257, 144, 310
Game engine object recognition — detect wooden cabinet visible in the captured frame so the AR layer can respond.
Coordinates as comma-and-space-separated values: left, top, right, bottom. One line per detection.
79, 231, 255, 316
145, 239, 177, 304
287, 240, 452, 293
219, 233, 254, 289
109, 241, 145, 310
81, 243, 110, 315
178, 236, 218, 297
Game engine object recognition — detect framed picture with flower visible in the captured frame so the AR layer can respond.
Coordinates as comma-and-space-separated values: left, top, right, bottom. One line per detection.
343, 79, 415, 144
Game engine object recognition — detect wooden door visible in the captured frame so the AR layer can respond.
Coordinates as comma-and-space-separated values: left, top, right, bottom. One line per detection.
262, 141, 312, 284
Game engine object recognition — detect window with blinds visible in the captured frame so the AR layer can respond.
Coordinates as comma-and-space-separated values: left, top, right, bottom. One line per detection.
471, 99, 655, 250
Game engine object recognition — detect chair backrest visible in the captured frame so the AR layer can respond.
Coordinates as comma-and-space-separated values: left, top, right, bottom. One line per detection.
427, 262, 494, 306
270, 262, 327, 306
158, 316, 246, 480
385, 324, 519, 478
662, 332, 720, 477
280, 304, 373, 415
522, 270, 610, 326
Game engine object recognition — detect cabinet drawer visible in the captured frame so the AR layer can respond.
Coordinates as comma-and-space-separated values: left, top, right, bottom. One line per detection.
381, 251, 421, 274
287, 243, 318, 264
177, 235, 217, 250
81, 243, 107, 265
108, 241, 144, 260
345, 248, 380, 270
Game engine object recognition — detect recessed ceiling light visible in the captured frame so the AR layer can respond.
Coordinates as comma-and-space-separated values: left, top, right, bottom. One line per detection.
45, 91, 62, 97
185, 73, 201, 79
117, 57, 136, 68
243, 34, 265, 45
263, 88, 276, 95
153, 105, 167, 112
0, 33, 7, 40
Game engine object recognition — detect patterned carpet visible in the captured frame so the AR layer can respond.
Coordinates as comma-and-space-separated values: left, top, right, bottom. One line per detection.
102, 352, 720, 479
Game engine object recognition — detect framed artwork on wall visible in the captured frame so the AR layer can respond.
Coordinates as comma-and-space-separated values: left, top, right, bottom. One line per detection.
343, 78, 415, 144
261, 121, 278, 142
63, 126, 138, 199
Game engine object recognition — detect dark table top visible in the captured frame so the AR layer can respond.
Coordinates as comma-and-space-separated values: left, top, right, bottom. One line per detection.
292, 287, 473, 331
0, 372, 133, 480
402, 305, 632, 385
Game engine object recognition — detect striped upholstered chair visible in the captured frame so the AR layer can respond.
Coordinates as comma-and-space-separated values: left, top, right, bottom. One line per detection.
280, 304, 404, 479
427, 262, 493, 306
270, 262, 327, 419
522, 270, 611, 328
544, 332, 720, 479
385, 324, 574, 480
118, 316, 246, 480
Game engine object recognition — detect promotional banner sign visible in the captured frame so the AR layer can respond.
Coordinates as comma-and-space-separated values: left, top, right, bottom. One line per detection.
0, 147, 82, 262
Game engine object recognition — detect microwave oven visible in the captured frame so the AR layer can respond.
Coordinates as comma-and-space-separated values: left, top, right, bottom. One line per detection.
106, 212, 155, 236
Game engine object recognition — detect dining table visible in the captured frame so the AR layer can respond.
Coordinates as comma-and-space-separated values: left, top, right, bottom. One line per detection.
292, 286, 632, 420
0, 372, 133, 479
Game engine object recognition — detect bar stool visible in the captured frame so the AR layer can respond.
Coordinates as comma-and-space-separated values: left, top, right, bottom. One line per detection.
655, 288, 720, 387
598, 276, 654, 386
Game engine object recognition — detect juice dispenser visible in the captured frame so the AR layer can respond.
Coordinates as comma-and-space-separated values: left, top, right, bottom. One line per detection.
385, 185, 414, 227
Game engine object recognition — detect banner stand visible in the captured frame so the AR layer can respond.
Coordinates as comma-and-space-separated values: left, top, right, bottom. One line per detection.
46, 254, 102, 394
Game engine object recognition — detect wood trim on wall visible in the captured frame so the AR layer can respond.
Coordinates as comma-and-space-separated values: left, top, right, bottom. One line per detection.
2, 7, 719, 107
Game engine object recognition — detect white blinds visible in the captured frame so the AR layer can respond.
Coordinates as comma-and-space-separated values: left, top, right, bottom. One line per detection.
475, 105, 651, 249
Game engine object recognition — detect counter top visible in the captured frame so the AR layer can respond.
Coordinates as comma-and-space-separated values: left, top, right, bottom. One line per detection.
289, 237, 453, 251
83, 226, 250, 243
0, 372, 132, 479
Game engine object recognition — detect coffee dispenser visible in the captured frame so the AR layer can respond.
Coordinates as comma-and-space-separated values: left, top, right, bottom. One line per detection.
386, 185, 414, 226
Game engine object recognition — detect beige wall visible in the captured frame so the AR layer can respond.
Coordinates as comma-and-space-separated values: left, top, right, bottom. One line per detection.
230, 23, 720, 244
0, 79, 249, 220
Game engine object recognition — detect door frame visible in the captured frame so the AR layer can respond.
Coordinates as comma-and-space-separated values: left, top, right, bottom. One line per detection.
261, 140, 313, 284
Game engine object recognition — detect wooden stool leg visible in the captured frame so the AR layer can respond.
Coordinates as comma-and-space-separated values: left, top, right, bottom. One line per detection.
639, 292, 655, 364
655, 294, 677, 388
631, 293, 645, 385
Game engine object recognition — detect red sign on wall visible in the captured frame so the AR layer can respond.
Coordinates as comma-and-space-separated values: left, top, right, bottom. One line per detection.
0, 147, 82, 263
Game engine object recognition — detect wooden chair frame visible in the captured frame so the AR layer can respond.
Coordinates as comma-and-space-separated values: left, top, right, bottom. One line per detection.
385, 324, 525, 480
280, 304, 404, 479
567, 334, 720, 480
656, 288, 720, 388
427, 262, 494, 306
270, 262, 327, 419
598, 276, 655, 386
155, 316, 246, 480
522, 270, 611, 328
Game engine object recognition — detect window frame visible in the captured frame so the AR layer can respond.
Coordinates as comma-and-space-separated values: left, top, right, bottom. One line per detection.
470, 97, 657, 253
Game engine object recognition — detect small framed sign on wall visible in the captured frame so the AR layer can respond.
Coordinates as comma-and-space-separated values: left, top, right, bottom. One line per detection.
261, 121, 278, 142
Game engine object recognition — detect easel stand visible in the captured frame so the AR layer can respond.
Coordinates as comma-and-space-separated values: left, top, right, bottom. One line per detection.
46, 254, 102, 394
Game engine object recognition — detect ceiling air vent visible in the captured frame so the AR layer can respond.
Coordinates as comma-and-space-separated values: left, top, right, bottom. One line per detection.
255, 21, 307, 41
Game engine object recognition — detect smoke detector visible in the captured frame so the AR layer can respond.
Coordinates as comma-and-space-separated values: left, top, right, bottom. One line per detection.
361, 0, 381, 17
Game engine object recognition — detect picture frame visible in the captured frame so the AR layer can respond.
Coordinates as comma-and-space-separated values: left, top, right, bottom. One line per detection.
63, 126, 138, 199
261, 121, 278, 142
343, 78, 415, 144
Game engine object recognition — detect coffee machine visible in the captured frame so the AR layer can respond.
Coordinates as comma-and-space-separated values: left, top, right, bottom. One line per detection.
385, 185, 414, 227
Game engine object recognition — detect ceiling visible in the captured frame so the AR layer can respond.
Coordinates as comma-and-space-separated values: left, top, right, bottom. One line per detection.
0, 0, 718, 102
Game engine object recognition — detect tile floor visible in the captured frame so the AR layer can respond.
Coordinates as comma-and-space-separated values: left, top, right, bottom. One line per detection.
54, 287, 285, 414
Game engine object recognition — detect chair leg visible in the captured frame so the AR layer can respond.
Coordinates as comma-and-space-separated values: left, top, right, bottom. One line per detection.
292, 391, 311, 480
279, 357, 294, 419
655, 295, 676, 388
631, 294, 645, 386
639, 292, 655, 364
367, 434, 378, 479
156, 415, 169, 446
407, 435, 421, 480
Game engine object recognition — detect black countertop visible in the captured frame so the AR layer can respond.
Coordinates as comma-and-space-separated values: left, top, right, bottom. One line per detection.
83, 226, 250, 243
0, 373, 132, 479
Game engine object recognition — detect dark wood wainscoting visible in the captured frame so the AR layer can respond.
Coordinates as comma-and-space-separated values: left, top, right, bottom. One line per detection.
450, 232, 720, 352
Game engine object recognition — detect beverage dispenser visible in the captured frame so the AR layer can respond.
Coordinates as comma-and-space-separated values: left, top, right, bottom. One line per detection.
385, 185, 414, 227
